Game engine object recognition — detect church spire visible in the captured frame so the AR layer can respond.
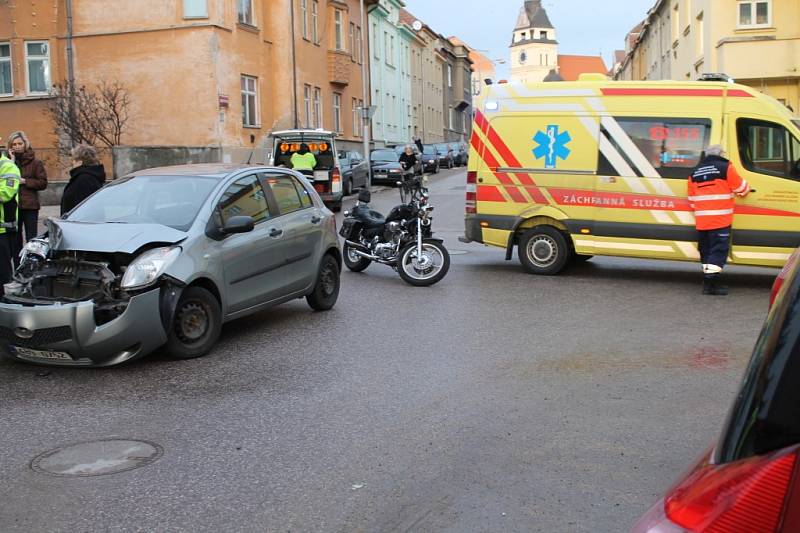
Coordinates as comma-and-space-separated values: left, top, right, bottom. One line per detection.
515, 0, 554, 31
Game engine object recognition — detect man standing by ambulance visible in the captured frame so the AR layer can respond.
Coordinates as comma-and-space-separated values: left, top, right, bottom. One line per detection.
0, 148, 20, 289
688, 145, 750, 295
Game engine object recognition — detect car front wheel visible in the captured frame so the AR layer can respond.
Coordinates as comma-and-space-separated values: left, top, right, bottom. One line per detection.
165, 286, 222, 359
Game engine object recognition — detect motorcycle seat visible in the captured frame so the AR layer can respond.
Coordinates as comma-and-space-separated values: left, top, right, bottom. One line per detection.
353, 207, 386, 229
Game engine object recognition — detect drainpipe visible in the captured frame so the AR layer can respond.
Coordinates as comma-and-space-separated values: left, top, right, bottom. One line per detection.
65, 0, 75, 86
290, 0, 299, 129
360, 0, 371, 187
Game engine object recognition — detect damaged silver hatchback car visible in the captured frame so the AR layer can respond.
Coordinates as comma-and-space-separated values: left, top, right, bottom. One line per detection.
0, 164, 341, 367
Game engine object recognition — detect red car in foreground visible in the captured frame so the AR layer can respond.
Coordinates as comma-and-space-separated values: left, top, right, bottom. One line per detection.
633, 250, 800, 532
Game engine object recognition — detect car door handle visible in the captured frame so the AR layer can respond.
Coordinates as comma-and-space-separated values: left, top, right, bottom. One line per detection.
269, 227, 283, 237
311, 215, 322, 224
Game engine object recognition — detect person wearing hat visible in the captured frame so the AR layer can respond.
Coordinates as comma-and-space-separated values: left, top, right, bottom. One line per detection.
7, 131, 47, 263
0, 146, 20, 288
688, 144, 750, 295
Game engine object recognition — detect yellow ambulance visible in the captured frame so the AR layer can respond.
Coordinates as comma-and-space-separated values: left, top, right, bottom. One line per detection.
463, 77, 800, 274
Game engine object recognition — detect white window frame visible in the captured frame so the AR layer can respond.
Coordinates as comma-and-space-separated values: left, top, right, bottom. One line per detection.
334, 9, 345, 51
311, 0, 319, 43
0, 42, 12, 97
304, 84, 312, 128
446, 64, 452, 88
313, 87, 322, 129
237, 0, 255, 26
737, 0, 771, 29
333, 92, 342, 133
356, 26, 363, 64
300, 0, 308, 39
183, 0, 207, 18
24, 40, 50, 96
241, 75, 259, 127
349, 22, 356, 59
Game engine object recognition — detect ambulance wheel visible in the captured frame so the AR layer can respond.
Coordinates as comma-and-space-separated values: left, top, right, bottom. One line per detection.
519, 227, 570, 275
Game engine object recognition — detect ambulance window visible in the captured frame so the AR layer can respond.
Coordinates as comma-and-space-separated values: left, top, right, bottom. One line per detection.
600, 118, 711, 179
737, 118, 800, 181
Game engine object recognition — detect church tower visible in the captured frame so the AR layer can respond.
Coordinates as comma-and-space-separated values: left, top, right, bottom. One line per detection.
510, 0, 558, 83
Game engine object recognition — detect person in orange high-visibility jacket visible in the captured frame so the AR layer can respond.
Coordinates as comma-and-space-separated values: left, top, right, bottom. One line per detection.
687, 144, 750, 295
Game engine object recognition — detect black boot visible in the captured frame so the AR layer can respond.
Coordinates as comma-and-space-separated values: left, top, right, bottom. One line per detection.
702, 274, 729, 295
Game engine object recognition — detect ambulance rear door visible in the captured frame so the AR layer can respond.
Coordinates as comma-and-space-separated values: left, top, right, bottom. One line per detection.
729, 115, 800, 266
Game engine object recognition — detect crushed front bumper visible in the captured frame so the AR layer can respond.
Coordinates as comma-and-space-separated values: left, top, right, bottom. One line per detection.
0, 289, 168, 367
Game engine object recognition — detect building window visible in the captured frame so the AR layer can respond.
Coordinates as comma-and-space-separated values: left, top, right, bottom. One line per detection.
349, 23, 356, 59
540, 31, 547, 39
373, 23, 379, 58
25, 41, 50, 95
183, 0, 207, 18
300, 0, 308, 39
237, 0, 254, 26
356, 27, 363, 64
241, 76, 258, 127
334, 9, 344, 51
0, 43, 12, 96
738, 0, 771, 28
449, 107, 454, 130
311, 0, 319, 43
333, 93, 342, 132
446, 64, 452, 87
673, 3, 680, 39
313, 87, 322, 128
304, 84, 312, 128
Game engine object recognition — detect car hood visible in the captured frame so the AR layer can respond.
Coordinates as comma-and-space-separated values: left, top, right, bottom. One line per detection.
46, 218, 188, 254
371, 162, 402, 170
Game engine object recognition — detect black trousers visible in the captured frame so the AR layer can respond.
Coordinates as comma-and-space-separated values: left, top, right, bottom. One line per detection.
698, 226, 731, 269
0, 232, 13, 286
13, 209, 38, 267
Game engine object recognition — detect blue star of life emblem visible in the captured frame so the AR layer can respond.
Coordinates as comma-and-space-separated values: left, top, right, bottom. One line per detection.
533, 125, 572, 169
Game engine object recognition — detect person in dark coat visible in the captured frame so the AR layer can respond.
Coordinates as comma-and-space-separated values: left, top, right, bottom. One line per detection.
61, 144, 106, 216
399, 145, 418, 177
8, 131, 48, 259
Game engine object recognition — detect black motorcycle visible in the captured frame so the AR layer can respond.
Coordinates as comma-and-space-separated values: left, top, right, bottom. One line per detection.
339, 178, 450, 286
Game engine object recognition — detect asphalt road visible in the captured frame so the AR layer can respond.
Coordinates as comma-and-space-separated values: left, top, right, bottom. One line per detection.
0, 167, 777, 532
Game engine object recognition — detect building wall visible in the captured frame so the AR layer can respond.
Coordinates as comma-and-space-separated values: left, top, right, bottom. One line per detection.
408, 26, 444, 144
368, 0, 411, 147
618, 0, 799, 113
440, 39, 472, 143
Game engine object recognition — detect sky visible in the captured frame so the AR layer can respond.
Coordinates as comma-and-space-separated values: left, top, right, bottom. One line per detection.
403, 0, 656, 78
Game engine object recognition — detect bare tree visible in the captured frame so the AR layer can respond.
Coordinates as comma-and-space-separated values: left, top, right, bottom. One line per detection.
45, 81, 131, 155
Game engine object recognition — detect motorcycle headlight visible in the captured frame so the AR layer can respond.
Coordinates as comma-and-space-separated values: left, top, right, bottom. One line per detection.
121, 246, 181, 289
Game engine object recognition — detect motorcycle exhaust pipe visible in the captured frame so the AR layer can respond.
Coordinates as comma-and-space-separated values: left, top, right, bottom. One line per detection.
345, 240, 380, 261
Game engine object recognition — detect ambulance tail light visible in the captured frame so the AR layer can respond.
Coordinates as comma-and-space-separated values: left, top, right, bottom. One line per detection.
632, 445, 799, 533
332, 168, 342, 194
466, 171, 477, 214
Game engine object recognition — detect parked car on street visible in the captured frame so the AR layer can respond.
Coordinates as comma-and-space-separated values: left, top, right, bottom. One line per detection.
449, 142, 468, 166
269, 129, 344, 211
370, 149, 414, 184
632, 249, 800, 532
337, 150, 369, 195
420, 145, 441, 173
0, 164, 341, 367
434, 143, 455, 169
392, 145, 424, 175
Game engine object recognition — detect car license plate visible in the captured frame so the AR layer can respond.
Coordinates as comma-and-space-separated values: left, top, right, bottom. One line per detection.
313, 171, 329, 182
11, 346, 72, 361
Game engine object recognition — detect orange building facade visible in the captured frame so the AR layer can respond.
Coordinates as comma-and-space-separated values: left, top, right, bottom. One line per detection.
0, 0, 371, 179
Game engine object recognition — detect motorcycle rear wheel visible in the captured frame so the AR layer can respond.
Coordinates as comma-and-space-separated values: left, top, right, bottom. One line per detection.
343, 242, 371, 272
398, 239, 450, 287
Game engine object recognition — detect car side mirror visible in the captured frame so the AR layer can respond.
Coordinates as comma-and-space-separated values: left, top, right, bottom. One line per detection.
222, 215, 255, 235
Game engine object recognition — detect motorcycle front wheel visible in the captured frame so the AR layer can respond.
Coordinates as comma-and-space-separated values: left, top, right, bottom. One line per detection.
343, 241, 371, 272
397, 239, 450, 287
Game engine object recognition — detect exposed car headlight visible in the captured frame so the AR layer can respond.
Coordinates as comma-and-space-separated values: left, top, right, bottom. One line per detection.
121, 246, 181, 289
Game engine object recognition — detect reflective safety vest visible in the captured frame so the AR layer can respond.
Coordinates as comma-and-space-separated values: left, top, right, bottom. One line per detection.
291, 152, 317, 170
687, 155, 749, 231
0, 154, 19, 235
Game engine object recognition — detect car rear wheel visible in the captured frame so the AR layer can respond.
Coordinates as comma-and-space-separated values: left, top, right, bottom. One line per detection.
307, 255, 341, 311
165, 286, 222, 360
344, 178, 353, 196
518, 226, 570, 275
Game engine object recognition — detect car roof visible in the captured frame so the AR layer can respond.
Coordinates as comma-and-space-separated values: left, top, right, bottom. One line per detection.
271, 129, 337, 137
130, 164, 279, 179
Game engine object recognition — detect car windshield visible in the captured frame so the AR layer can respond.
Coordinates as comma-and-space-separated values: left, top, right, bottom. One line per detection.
371, 150, 399, 162
435, 144, 449, 154
67, 175, 219, 231
422, 145, 437, 155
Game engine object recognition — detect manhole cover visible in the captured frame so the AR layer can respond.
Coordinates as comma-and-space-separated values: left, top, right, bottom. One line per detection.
31, 438, 163, 477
